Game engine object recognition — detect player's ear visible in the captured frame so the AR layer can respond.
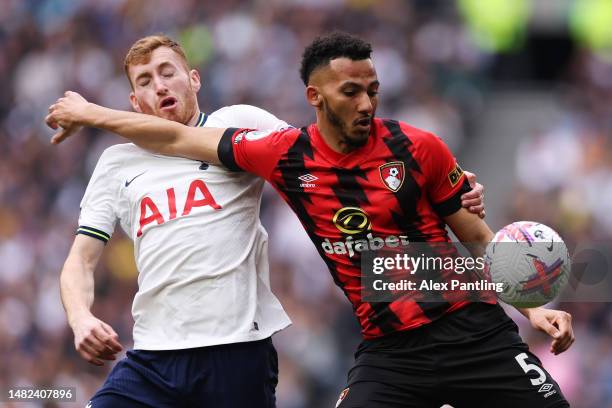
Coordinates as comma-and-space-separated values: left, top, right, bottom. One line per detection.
306, 86, 322, 108
129, 92, 142, 113
189, 69, 201, 93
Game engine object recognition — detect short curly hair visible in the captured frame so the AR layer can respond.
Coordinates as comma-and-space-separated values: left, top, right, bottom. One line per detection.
299, 31, 372, 86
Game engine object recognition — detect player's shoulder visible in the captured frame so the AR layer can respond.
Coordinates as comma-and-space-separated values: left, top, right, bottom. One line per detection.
378, 118, 447, 150
376, 118, 433, 139
208, 104, 288, 129
96, 142, 144, 168
101, 142, 141, 158
211, 104, 271, 117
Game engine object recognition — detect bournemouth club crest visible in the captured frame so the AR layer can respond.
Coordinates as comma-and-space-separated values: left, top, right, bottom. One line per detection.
379, 162, 405, 192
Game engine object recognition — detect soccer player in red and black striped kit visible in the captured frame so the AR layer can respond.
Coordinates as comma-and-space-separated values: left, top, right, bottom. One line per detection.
49, 32, 574, 408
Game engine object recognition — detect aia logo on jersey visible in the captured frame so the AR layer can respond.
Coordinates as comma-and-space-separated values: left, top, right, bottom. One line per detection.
137, 179, 221, 237
379, 162, 404, 192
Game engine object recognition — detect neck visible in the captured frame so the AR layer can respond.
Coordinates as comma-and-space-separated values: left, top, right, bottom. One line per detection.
315, 111, 355, 154
185, 107, 202, 127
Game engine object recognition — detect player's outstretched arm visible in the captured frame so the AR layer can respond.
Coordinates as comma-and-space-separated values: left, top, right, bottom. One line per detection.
60, 235, 123, 366
47, 91, 226, 164
444, 209, 575, 354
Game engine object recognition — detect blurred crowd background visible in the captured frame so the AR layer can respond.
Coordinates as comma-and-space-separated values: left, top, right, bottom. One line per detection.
1, 0, 611, 407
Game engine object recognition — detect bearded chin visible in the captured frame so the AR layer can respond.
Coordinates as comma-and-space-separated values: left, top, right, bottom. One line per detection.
323, 101, 368, 149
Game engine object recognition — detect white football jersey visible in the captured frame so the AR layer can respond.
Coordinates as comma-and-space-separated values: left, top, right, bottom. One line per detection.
78, 105, 291, 350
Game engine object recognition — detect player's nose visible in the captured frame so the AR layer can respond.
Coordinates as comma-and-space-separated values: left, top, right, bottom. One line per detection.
357, 93, 373, 115
153, 77, 169, 95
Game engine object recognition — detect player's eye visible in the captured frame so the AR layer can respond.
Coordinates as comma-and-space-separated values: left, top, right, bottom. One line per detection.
343, 90, 356, 97
162, 71, 174, 78
368, 90, 379, 97
138, 79, 150, 87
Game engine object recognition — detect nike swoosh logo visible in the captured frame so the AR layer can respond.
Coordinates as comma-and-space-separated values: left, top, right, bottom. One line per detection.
125, 171, 146, 187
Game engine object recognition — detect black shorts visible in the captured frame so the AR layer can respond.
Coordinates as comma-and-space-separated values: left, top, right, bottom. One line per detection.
336, 303, 569, 408
88, 337, 278, 408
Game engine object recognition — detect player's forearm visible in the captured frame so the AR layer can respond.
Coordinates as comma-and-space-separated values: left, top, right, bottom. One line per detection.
514, 306, 542, 317
445, 208, 494, 258
465, 227, 494, 258
60, 236, 104, 327
82, 104, 224, 164
60, 255, 96, 328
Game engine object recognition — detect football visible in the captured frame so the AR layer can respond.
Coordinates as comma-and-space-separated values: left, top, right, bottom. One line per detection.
484, 221, 571, 307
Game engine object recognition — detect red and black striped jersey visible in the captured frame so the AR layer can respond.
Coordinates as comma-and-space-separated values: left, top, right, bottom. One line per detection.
218, 118, 493, 339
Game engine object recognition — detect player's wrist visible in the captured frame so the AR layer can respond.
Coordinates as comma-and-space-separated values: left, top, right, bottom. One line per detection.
78, 102, 98, 126
515, 306, 533, 319
67, 309, 94, 328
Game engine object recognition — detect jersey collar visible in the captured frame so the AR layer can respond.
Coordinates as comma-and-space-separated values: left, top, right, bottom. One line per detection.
194, 112, 207, 127
309, 120, 378, 166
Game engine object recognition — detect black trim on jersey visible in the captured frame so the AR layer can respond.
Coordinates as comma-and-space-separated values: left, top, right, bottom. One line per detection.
331, 167, 370, 207
76, 226, 110, 244
276, 129, 353, 298
217, 128, 242, 171
381, 120, 427, 239
432, 178, 471, 217
331, 166, 403, 334
278, 128, 316, 220
382, 119, 451, 320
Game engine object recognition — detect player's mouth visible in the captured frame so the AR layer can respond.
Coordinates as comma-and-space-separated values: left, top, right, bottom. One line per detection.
159, 97, 178, 111
354, 117, 371, 130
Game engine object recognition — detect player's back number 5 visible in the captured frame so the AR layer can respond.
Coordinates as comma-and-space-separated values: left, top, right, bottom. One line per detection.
515, 352, 546, 386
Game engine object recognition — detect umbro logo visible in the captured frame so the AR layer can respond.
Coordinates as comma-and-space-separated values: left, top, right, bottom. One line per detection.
298, 174, 318, 188
125, 171, 146, 187
538, 384, 554, 393
538, 383, 557, 398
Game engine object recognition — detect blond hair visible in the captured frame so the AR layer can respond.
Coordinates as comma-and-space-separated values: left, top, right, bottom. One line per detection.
124, 35, 189, 87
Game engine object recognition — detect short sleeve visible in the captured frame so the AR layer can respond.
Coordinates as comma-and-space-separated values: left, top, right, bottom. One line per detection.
77, 150, 120, 243
217, 127, 296, 181
422, 134, 471, 217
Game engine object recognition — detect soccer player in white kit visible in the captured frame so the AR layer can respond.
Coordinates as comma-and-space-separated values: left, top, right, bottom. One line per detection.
59, 36, 291, 408
52, 36, 485, 407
